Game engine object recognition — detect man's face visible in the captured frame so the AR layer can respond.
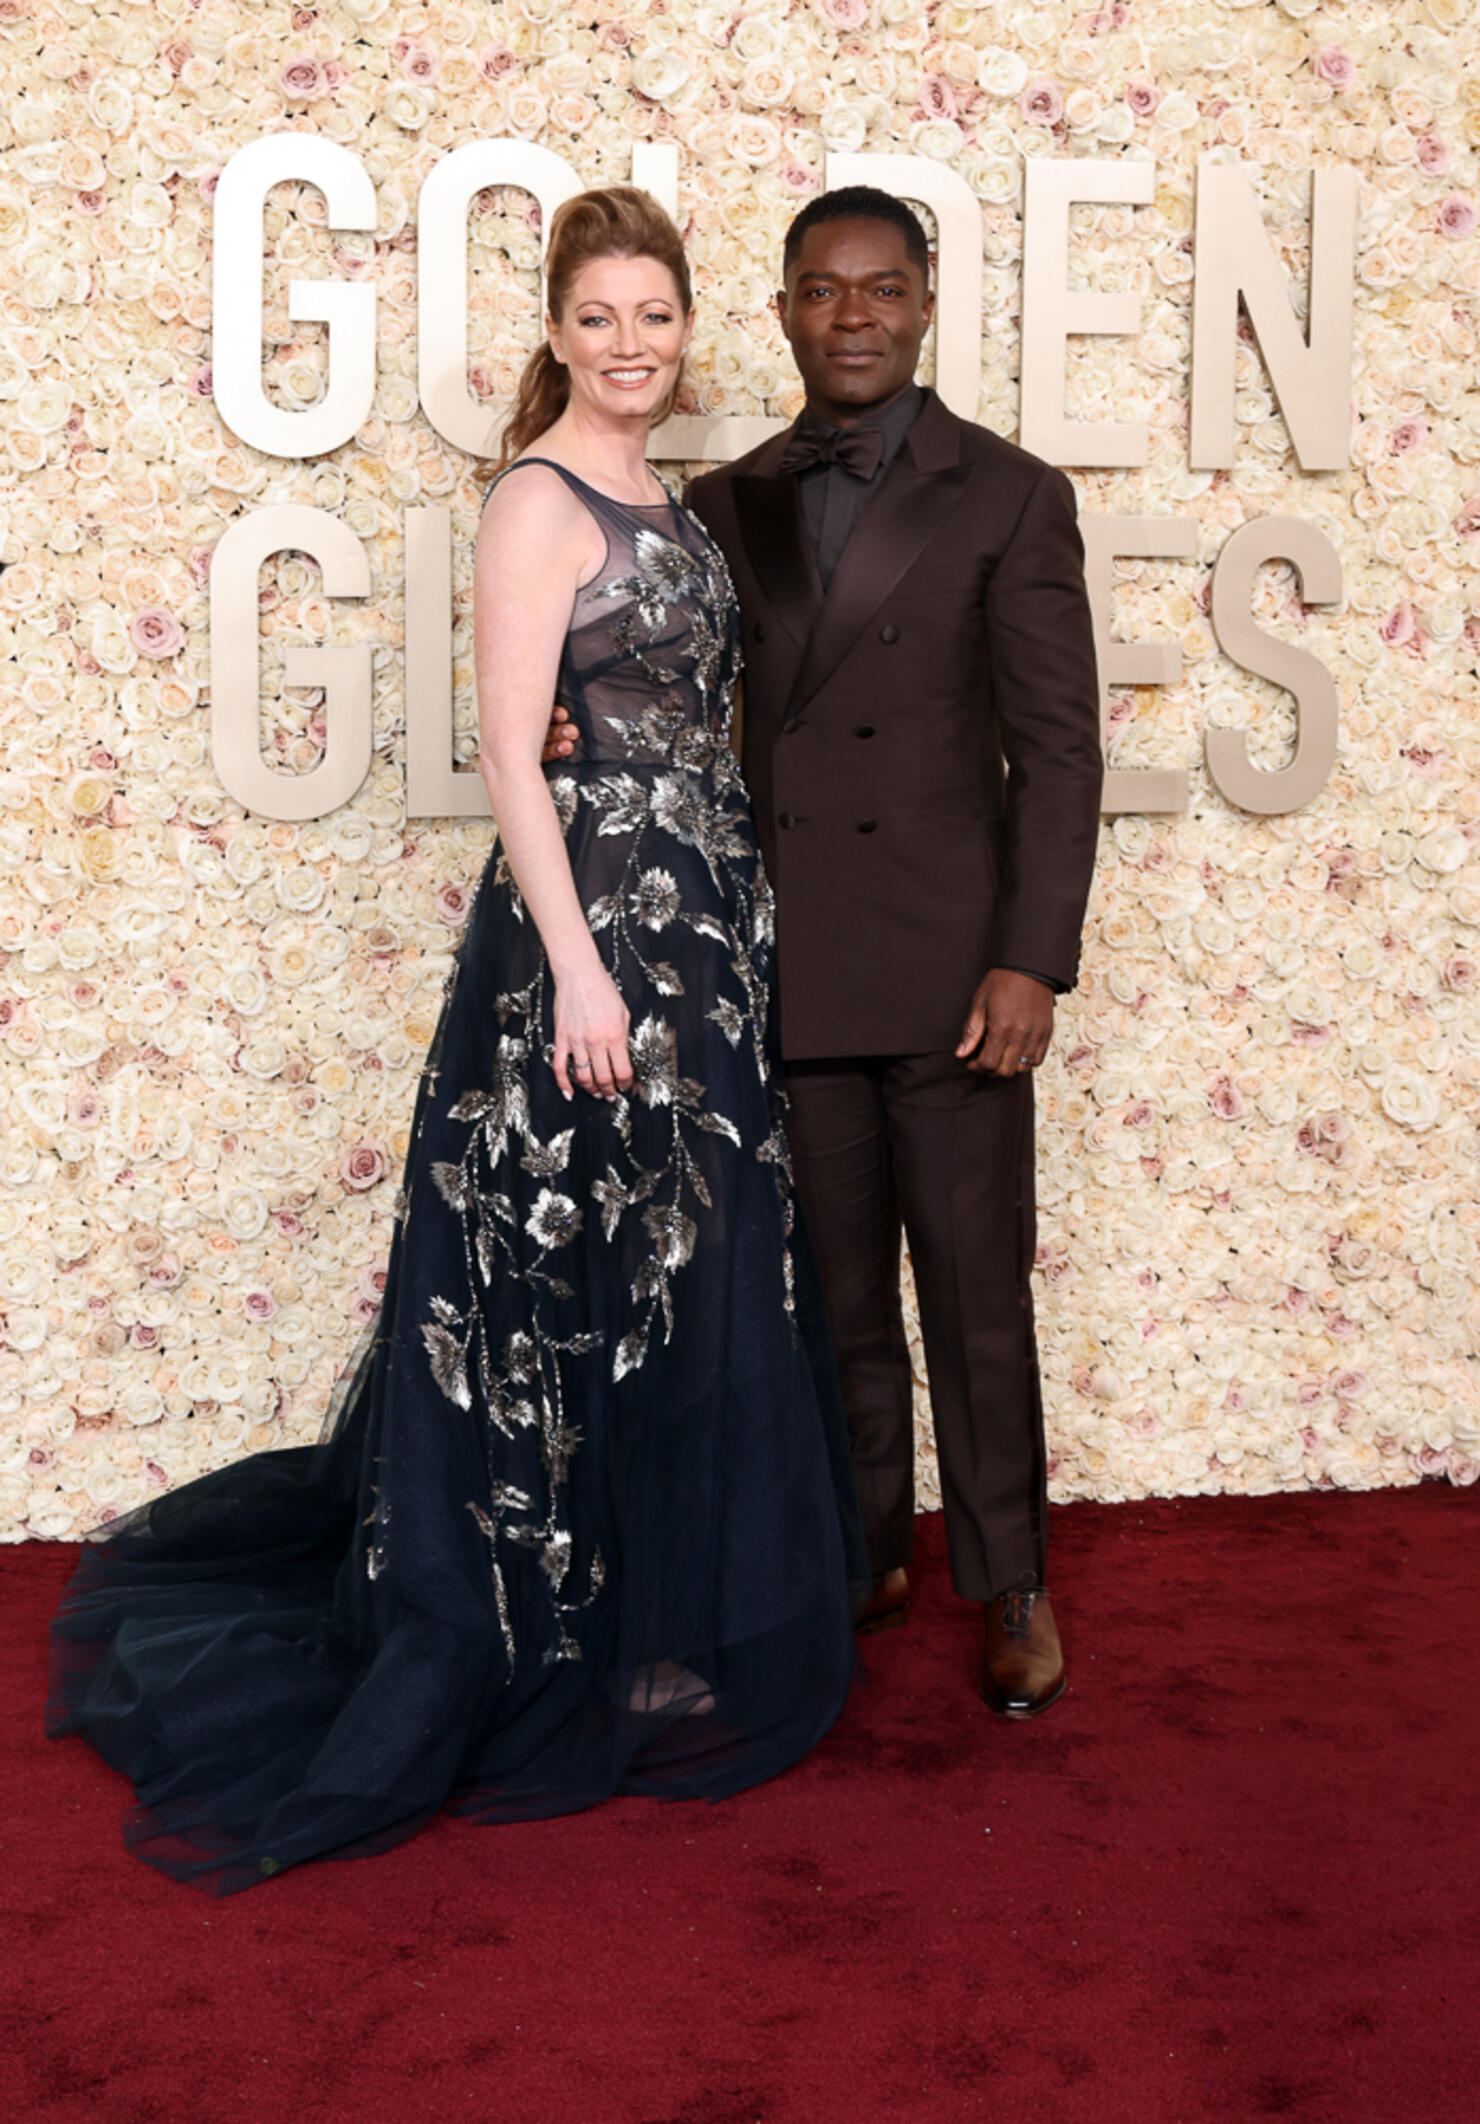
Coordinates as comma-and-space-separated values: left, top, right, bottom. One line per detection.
776, 217, 934, 425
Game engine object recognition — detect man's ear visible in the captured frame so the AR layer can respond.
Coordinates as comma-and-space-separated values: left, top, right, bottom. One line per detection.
773, 288, 790, 341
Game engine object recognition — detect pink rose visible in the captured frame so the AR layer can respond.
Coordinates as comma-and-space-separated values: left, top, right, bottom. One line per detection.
1019, 78, 1063, 127
1438, 195, 1475, 238
68, 1088, 101, 1126
198, 167, 222, 202
435, 882, 470, 925
340, 1142, 387, 1191
130, 608, 184, 659
1208, 1075, 1245, 1121
1390, 417, 1428, 455
1313, 46, 1356, 89
1442, 956, 1476, 993
778, 161, 817, 196
399, 42, 439, 84
76, 191, 105, 216
1125, 79, 1160, 118
478, 42, 516, 79
244, 1289, 278, 1322
919, 75, 958, 122
279, 57, 325, 102
189, 365, 213, 398
1379, 602, 1416, 646
812, 0, 871, 28
1415, 133, 1449, 175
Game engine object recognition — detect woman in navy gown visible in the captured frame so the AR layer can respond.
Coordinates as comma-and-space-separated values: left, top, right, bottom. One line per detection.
48, 188, 866, 1895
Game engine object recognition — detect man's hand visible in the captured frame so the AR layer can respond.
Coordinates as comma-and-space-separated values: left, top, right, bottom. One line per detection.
540, 705, 577, 764
956, 969, 1055, 1078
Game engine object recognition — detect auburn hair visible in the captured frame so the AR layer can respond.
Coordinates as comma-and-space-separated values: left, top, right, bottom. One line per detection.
493, 186, 692, 469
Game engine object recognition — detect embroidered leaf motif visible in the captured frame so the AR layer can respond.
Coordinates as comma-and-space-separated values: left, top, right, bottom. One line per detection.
707, 999, 744, 1047
432, 1160, 469, 1209
685, 912, 729, 944
423, 1321, 471, 1409
591, 1168, 629, 1242
521, 1130, 575, 1178
696, 1111, 742, 1148
648, 962, 685, 997
612, 1328, 649, 1382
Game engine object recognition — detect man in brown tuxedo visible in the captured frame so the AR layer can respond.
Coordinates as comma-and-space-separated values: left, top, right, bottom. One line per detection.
551, 188, 1102, 1716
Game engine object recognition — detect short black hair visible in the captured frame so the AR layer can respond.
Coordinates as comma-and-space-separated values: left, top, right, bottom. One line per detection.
782, 186, 930, 283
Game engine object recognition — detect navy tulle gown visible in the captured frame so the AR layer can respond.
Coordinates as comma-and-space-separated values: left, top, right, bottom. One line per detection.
48, 464, 867, 1895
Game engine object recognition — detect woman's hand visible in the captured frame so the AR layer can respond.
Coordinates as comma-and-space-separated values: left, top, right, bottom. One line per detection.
552, 960, 633, 1101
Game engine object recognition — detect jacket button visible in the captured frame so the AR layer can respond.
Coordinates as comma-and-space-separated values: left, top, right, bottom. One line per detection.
880, 623, 900, 644
754, 621, 768, 642
856, 818, 877, 834
855, 724, 876, 739
781, 716, 801, 734
779, 811, 795, 829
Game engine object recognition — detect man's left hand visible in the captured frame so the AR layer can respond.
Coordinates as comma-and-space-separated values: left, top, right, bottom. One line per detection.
956, 969, 1055, 1077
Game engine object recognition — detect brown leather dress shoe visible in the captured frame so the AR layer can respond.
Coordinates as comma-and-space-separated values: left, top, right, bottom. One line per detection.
981, 1589, 1066, 1718
855, 1567, 909, 1634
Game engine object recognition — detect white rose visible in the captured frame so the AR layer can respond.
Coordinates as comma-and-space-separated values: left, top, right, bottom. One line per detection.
384, 83, 432, 131
978, 47, 1028, 97
220, 1185, 270, 1241
1414, 826, 1467, 875
1380, 1070, 1440, 1130
632, 49, 692, 104
820, 101, 869, 153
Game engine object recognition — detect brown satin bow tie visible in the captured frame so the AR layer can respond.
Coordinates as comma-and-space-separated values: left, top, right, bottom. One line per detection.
779, 424, 885, 481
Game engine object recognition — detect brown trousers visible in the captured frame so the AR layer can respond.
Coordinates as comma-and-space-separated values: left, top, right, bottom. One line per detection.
784, 1052, 1046, 1604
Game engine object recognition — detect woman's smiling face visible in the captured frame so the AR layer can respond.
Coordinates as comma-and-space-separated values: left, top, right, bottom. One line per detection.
548, 254, 692, 425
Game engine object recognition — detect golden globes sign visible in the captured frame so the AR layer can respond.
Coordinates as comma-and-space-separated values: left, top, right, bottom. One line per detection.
208, 140, 1358, 824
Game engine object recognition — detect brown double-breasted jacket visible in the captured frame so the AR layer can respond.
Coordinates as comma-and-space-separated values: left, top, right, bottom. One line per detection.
687, 390, 1103, 1060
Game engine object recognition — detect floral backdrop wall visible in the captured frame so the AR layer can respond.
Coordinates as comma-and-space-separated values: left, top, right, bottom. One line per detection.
1, 0, 1477, 1540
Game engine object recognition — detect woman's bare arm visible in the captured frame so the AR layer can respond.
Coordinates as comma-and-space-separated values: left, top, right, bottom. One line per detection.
473, 468, 632, 1099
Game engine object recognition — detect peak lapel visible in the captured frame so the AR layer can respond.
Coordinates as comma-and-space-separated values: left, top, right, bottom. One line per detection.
730, 430, 822, 650
788, 406, 974, 712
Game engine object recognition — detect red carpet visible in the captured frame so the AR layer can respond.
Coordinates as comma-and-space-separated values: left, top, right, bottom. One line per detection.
5, 1488, 1477, 2123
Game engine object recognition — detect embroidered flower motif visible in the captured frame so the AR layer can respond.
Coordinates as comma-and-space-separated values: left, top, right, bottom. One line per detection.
629, 1015, 679, 1108
525, 1189, 582, 1249
631, 868, 681, 931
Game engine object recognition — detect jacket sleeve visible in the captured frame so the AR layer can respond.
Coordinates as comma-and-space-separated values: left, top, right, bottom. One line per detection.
982, 465, 1103, 991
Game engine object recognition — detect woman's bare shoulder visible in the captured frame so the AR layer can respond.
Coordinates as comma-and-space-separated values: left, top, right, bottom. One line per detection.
477, 459, 592, 553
